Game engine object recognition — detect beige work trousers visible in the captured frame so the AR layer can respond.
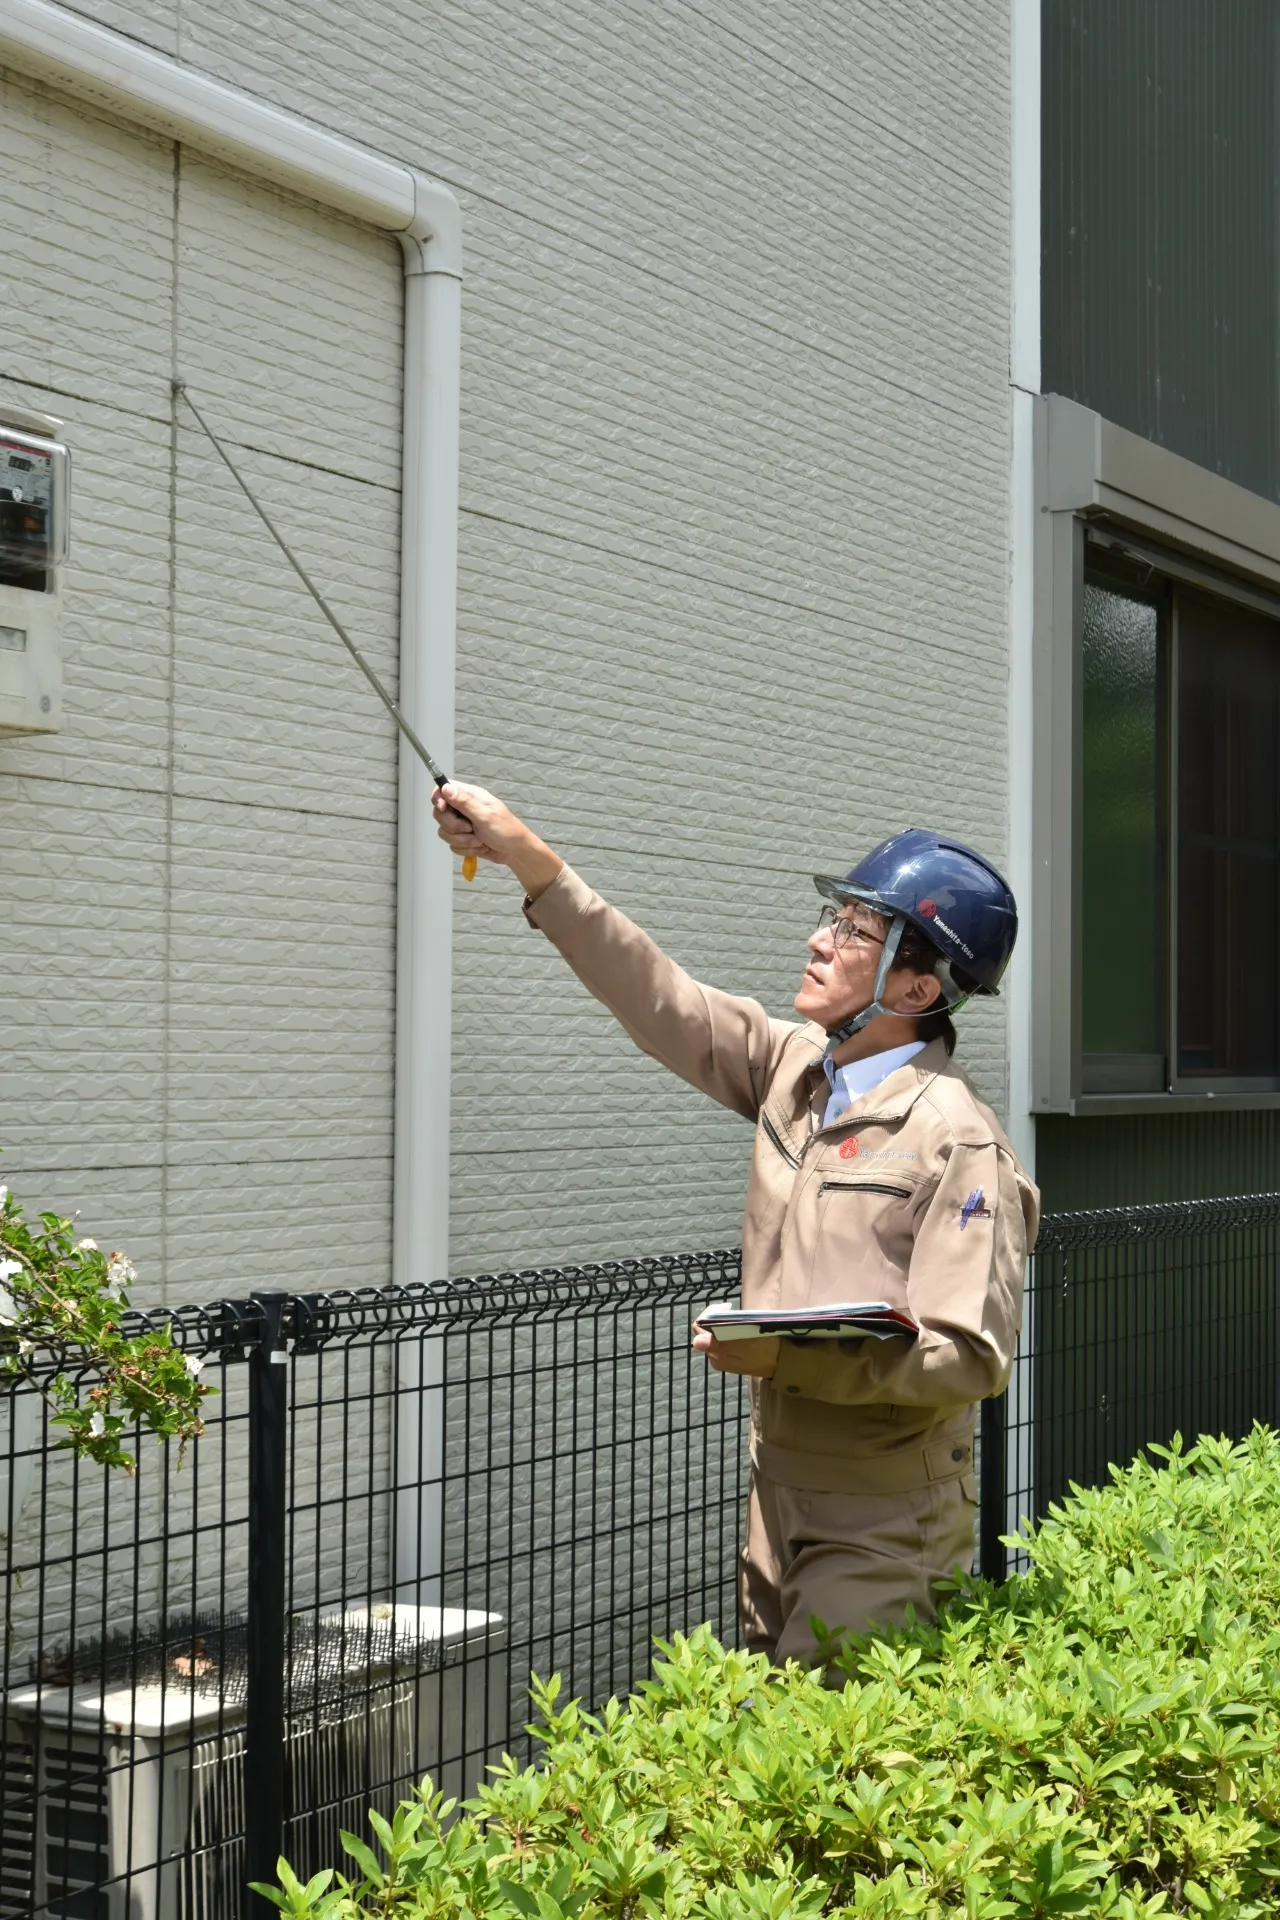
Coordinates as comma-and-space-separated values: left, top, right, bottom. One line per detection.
740, 1464, 979, 1666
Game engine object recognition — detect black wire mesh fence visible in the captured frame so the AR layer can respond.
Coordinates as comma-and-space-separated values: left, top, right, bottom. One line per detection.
980, 1192, 1280, 1580
0, 1252, 746, 1920
2, 1199, 1280, 1918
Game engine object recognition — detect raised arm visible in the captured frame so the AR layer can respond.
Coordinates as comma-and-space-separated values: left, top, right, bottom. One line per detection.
432, 781, 793, 1119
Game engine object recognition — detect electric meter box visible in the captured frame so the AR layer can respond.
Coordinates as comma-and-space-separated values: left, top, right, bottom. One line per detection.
0, 403, 69, 735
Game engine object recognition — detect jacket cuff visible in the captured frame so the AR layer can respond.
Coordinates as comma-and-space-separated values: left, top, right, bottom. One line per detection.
771, 1340, 832, 1400
522, 864, 595, 942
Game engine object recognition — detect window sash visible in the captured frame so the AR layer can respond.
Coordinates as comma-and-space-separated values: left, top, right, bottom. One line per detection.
1081, 552, 1280, 1095
1171, 589, 1280, 1087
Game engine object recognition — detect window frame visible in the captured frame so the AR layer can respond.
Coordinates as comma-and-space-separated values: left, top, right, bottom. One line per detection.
1033, 395, 1280, 1114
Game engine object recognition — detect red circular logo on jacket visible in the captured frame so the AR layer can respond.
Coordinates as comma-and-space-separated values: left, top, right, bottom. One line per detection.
838, 1137, 861, 1159
918, 898, 937, 918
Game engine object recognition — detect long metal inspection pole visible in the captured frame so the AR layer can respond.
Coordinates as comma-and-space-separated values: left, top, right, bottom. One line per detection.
173, 381, 450, 788
244, 1290, 290, 1908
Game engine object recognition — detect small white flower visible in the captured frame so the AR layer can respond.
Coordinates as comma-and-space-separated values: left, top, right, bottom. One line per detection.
104, 1255, 135, 1302
184, 1354, 204, 1378
89, 1411, 106, 1437
0, 1259, 22, 1283
0, 1185, 8, 1207
76, 1237, 98, 1253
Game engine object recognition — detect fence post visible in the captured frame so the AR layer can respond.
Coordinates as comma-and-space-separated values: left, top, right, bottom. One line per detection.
245, 1289, 289, 1910
979, 1392, 1007, 1583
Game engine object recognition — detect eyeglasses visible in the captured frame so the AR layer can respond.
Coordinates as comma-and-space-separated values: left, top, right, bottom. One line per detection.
815, 904, 888, 951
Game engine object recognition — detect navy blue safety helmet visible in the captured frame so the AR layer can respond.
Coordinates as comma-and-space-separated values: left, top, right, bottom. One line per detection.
813, 829, 1017, 1048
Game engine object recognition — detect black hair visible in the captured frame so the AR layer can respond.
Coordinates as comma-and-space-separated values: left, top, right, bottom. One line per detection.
890, 918, 975, 1056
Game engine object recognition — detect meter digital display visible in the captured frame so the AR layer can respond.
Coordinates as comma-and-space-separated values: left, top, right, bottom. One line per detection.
0, 430, 69, 575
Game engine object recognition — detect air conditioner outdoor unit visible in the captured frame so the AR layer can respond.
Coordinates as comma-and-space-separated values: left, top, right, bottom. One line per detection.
0, 1604, 507, 1920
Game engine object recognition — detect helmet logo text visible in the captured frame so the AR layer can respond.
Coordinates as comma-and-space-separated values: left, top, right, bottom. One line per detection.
919, 901, 974, 960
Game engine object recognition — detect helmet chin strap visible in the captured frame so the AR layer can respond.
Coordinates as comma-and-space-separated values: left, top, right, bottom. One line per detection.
823, 914, 906, 1056
822, 917, 971, 1059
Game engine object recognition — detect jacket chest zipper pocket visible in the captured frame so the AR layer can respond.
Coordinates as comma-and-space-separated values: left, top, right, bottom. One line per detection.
818, 1180, 912, 1200
761, 1112, 800, 1169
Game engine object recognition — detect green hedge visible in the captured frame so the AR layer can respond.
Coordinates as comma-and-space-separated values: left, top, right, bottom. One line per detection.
262, 1430, 1280, 1919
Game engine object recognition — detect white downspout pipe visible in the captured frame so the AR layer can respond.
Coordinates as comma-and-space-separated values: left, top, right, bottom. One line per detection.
392, 257, 461, 1602
1006, 0, 1041, 1556
0, 0, 462, 1594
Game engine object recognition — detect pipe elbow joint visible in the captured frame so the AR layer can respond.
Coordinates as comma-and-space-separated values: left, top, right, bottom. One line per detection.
400, 173, 463, 279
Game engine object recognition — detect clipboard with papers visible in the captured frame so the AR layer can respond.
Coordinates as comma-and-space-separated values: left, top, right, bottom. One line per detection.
696, 1300, 919, 1342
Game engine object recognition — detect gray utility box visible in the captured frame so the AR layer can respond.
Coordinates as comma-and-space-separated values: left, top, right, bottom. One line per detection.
0, 403, 69, 736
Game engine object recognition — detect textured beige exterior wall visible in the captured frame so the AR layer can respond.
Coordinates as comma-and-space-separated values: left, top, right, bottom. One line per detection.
1, 2, 1011, 1297
0, 67, 403, 1303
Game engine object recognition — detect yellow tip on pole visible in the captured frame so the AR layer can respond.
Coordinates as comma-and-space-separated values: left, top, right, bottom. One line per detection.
462, 854, 478, 883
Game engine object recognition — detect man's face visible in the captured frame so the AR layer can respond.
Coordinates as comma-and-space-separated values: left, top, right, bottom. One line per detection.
793, 901, 893, 1029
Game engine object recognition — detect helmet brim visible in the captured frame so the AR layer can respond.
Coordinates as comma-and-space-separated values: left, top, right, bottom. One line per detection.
813, 873, 890, 911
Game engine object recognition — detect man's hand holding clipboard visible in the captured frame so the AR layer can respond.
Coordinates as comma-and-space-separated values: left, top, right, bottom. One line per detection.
691, 1300, 919, 1376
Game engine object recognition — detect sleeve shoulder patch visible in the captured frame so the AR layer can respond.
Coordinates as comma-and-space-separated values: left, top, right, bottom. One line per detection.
960, 1188, 995, 1230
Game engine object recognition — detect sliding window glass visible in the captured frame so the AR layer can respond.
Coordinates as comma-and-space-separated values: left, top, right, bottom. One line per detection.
1081, 569, 1164, 1093
1081, 543, 1280, 1096
1177, 593, 1280, 1085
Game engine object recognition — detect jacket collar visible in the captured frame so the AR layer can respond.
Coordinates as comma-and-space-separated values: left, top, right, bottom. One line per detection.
810, 1035, 951, 1134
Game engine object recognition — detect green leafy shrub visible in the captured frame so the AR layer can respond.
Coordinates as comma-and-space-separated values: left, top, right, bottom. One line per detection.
260, 1430, 1280, 1918
0, 1181, 210, 1470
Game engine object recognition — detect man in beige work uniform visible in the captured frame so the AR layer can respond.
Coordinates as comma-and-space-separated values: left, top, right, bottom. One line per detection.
432, 784, 1039, 1665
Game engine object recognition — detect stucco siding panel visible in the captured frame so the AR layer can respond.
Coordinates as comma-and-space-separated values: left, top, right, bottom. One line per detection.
0, 778, 168, 1173
161, 1156, 394, 1298
175, 153, 404, 490
454, 514, 1007, 843
0, 75, 401, 1304
165, 2, 1005, 346
459, 201, 1007, 637
163, 798, 395, 1164
172, 442, 401, 818
56, 0, 179, 53
0, 69, 174, 414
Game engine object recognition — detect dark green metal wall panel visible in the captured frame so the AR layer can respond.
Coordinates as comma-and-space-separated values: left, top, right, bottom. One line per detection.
1043, 0, 1280, 500
1036, 1111, 1280, 1213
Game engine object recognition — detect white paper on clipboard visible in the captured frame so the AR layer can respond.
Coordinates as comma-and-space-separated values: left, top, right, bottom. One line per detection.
695, 1300, 919, 1342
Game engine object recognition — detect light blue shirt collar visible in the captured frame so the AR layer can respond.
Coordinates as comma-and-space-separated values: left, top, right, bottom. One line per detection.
821, 1039, 926, 1127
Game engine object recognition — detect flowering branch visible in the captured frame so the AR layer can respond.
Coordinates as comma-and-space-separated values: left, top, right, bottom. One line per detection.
0, 1183, 212, 1473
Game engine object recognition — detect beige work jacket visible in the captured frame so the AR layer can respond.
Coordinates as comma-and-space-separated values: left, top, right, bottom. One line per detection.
526, 866, 1040, 1494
